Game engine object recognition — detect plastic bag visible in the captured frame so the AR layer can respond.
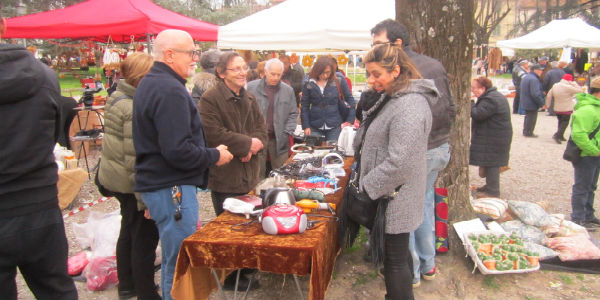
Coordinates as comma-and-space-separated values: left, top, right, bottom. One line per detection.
523, 242, 558, 260
507, 200, 554, 227
500, 220, 546, 244
83, 256, 118, 291
556, 220, 590, 238
544, 235, 600, 261
471, 197, 508, 219
67, 251, 90, 276
72, 210, 121, 257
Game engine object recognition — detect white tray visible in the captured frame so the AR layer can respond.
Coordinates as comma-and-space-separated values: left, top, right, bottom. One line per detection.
463, 230, 540, 275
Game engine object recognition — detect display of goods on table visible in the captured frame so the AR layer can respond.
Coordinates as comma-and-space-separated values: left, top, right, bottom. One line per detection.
464, 231, 540, 274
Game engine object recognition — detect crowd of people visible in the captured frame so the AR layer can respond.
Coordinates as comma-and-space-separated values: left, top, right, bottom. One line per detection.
3, 6, 600, 300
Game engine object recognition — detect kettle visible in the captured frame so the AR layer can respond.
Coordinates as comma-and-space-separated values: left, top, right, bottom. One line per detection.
262, 187, 295, 208
337, 126, 356, 156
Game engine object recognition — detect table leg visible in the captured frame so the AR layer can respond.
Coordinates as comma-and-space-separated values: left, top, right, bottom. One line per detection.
293, 274, 304, 300
212, 269, 228, 300
233, 269, 241, 300
242, 271, 256, 300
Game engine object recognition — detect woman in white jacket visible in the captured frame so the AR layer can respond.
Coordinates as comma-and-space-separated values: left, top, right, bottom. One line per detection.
545, 74, 584, 143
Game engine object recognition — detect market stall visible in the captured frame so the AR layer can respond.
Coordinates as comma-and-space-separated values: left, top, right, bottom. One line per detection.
496, 18, 600, 49
218, 0, 394, 51
172, 154, 354, 300
3, 0, 218, 43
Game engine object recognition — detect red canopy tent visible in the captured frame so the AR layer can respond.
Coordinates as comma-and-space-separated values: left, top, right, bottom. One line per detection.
4, 0, 218, 42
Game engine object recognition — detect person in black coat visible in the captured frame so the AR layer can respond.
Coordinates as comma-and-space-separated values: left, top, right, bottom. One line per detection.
470, 76, 513, 197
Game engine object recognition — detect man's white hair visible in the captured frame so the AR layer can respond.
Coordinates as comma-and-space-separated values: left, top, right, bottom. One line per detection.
153, 29, 193, 61
265, 58, 284, 73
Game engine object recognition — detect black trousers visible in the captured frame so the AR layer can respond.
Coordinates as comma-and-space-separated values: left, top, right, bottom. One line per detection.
555, 114, 571, 140
0, 206, 77, 300
483, 166, 500, 196
383, 232, 414, 300
211, 191, 248, 216
115, 193, 161, 300
512, 92, 520, 114
523, 110, 539, 136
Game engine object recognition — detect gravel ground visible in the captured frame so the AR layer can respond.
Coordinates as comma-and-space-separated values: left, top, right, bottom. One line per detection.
15, 77, 600, 299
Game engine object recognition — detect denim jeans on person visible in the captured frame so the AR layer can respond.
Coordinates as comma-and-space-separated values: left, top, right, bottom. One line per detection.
409, 142, 450, 283
571, 155, 600, 222
310, 126, 341, 142
141, 185, 198, 300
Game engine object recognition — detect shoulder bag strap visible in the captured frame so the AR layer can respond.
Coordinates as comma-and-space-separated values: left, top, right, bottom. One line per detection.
335, 77, 343, 102
110, 94, 129, 106
590, 121, 600, 138
353, 95, 392, 183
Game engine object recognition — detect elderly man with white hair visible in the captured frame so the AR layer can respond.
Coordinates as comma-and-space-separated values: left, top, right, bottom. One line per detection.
132, 29, 233, 300
247, 58, 298, 177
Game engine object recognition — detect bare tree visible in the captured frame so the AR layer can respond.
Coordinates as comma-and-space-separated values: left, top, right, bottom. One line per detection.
395, 0, 476, 271
473, 0, 511, 46
510, 0, 600, 37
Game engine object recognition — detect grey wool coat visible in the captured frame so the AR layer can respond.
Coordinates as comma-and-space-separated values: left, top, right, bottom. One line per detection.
246, 78, 298, 155
355, 79, 436, 234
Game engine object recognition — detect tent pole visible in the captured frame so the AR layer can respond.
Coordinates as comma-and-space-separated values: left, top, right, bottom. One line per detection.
146, 33, 152, 54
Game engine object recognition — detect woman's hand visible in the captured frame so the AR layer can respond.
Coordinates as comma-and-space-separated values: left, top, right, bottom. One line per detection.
304, 128, 311, 136
341, 122, 352, 128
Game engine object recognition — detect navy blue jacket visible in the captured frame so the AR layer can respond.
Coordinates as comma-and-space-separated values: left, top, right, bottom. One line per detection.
301, 78, 355, 130
519, 72, 546, 111
542, 68, 565, 93
133, 62, 219, 192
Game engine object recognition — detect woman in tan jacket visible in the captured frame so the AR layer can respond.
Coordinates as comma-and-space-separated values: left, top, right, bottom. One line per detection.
545, 74, 584, 144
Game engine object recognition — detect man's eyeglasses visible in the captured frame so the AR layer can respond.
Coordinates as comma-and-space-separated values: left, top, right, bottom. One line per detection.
371, 41, 391, 48
227, 66, 250, 74
171, 49, 200, 59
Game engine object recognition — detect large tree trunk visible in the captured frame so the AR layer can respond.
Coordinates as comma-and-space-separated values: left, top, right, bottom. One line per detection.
395, 0, 476, 259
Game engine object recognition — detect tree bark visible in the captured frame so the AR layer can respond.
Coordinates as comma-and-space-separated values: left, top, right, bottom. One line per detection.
395, 0, 476, 257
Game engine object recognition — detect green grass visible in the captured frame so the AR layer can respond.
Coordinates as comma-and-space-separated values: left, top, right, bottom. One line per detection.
483, 276, 500, 291
558, 273, 574, 285
576, 274, 585, 281
352, 270, 378, 287
489, 73, 512, 79
343, 226, 368, 254
57, 67, 107, 98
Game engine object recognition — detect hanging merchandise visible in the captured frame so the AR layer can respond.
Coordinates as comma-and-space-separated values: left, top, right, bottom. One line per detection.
302, 55, 314, 67
290, 53, 298, 64
102, 36, 122, 72
337, 54, 348, 65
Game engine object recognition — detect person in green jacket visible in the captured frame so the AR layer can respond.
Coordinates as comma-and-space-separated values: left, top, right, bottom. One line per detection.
98, 52, 161, 300
569, 76, 600, 228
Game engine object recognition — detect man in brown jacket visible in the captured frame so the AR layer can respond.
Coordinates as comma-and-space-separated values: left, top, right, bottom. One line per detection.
198, 51, 267, 290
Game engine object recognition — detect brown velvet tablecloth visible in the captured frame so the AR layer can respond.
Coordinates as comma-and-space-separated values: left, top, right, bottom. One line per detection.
171, 156, 353, 300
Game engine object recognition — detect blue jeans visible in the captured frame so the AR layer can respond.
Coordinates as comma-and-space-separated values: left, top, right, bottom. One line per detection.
571, 156, 600, 222
141, 185, 198, 300
409, 143, 450, 283
310, 126, 341, 142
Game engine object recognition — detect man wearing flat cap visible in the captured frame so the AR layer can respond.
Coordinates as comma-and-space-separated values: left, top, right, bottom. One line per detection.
520, 64, 546, 137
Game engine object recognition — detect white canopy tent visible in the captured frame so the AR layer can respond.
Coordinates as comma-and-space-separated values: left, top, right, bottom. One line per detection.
496, 18, 600, 49
217, 0, 395, 51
